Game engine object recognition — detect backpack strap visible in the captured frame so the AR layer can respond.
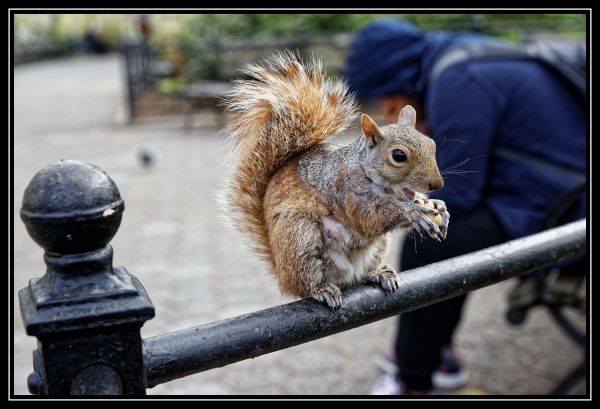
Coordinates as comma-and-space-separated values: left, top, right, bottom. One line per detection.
494, 147, 586, 183
429, 41, 530, 83
524, 40, 587, 99
429, 40, 586, 99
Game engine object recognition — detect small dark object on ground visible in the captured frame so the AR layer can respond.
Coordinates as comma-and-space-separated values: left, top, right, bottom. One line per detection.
139, 149, 154, 168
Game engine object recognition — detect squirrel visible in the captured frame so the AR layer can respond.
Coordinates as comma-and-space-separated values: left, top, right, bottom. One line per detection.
223, 52, 449, 309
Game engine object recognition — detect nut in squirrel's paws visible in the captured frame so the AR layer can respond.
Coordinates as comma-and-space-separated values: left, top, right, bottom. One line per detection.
415, 198, 443, 225
413, 198, 450, 240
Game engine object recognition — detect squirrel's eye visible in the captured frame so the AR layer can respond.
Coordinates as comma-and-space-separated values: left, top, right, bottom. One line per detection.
392, 149, 408, 163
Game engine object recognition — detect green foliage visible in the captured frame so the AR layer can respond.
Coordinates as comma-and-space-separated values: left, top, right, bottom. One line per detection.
158, 76, 186, 95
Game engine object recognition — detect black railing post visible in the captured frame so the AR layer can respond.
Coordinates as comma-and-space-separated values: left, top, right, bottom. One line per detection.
122, 43, 137, 121
18, 160, 155, 395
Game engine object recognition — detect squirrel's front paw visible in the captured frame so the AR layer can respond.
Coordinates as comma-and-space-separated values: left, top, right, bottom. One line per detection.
367, 265, 400, 294
427, 199, 450, 239
311, 283, 342, 310
415, 212, 445, 241
412, 198, 449, 240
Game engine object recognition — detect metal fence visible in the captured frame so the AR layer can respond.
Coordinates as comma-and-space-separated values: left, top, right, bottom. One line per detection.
18, 160, 587, 395
121, 41, 176, 122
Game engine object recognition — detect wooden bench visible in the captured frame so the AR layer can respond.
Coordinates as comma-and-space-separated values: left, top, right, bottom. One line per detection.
176, 80, 233, 129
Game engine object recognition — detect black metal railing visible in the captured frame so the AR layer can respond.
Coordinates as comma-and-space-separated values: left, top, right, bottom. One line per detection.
121, 41, 153, 120
18, 160, 587, 395
120, 41, 176, 122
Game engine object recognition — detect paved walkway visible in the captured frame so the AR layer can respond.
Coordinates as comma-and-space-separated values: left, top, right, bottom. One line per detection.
12, 55, 586, 396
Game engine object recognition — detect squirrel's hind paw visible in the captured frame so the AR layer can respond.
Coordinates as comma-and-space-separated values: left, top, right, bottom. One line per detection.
312, 283, 343, 310
367, 266, 400, 294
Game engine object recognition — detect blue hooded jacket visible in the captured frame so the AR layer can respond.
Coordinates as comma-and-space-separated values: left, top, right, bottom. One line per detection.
346, 19, 587, 239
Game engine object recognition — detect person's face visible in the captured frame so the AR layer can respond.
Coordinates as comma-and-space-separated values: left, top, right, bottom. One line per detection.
380, 96, 428, 134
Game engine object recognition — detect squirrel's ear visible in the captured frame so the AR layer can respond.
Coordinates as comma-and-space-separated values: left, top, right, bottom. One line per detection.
398, 105, 417, 128
361, 114, 382, 148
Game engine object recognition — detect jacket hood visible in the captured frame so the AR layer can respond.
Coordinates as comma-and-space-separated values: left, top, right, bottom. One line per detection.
345, 19, 494, 104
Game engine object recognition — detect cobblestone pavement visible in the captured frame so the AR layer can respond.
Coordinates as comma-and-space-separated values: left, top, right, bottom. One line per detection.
12, 55, 586, 396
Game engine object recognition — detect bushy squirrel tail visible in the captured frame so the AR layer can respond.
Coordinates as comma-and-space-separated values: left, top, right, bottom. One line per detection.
223, 51, 358, 265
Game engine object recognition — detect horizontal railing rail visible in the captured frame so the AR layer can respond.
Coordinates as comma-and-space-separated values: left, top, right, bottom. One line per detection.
143, 219, 587, 388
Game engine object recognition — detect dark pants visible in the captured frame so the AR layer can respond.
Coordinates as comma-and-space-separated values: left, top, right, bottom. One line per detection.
395, 206, 509, 391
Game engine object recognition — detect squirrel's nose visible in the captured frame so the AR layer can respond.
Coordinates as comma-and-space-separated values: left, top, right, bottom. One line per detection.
428, 178, 444, 192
